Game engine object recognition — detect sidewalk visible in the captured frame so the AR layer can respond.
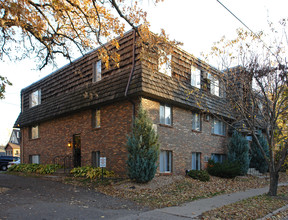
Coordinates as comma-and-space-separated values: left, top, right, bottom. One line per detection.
118, 183, 288, 220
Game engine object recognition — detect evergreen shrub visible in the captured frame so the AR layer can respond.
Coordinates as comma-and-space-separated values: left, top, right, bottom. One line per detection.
207, 159, 241, 178
227, 130, 250, 175
126, 105, 160, 183
187, 170, 210, 182
250, 133, 269, 173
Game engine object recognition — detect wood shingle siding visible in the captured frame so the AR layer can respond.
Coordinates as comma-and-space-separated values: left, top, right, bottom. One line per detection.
16, 29, 233, 128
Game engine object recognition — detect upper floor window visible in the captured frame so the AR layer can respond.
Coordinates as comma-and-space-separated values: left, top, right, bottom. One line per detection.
191, 66, 201, 89
93, 60, 102, 83
210, 75, 220, 96
30, 125, 39, 139
29, 89, 41, 108
192, 112, 201, 131
212, 118, 226, 136
160, 104, 172, 125
92, 108, 101, 128
158, 53, 172, 77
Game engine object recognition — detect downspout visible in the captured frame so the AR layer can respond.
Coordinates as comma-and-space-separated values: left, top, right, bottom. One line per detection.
125, 29, 137, 120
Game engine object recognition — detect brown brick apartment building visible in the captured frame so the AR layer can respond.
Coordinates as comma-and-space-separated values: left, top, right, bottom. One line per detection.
15, 30, 233, 175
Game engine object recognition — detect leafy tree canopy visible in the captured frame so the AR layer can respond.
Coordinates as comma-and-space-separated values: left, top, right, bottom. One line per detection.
0, 0, 180, 98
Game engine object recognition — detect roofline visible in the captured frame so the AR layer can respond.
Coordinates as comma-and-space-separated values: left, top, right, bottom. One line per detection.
21, 28, 135, 92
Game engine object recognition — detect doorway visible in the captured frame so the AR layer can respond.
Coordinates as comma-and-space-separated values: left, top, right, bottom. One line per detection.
73, 134, 81, 167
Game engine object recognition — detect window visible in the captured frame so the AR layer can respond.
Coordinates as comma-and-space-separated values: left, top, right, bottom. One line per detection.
191, 66, 201, 89
30, 155, 40, 164
93, 60, 102, 82
92, 108, 101, 128
30, 125, 39, 139
210, 75, 219, 96
211, 154, 226, 163
91, 151, 100, 167
192, 112, 201, 131
29, 89, 41, 108
158, 53, 172, 77
212, 118, 226, 136
160, 150, 172, 173
192, 152, 201, 170
160, 104, 172, 125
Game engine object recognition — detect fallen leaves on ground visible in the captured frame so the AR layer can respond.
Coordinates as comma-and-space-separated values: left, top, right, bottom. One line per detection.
94, 173, 288, 208
0, 187, 9, 193
200, 185, 288, 219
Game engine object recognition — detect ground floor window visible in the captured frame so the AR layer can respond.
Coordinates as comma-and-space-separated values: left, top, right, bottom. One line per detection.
91, 151, 100, 167
160, 150, 172, 173
29, 155, 40, 164
192, 152, 201, 170
211, 153, 226, 163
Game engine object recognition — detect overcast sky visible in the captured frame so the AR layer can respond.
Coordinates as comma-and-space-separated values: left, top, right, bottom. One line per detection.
0, 0, 287, 145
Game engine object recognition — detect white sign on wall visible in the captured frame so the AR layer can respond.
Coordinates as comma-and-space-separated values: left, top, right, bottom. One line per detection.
99, 157, 106, 168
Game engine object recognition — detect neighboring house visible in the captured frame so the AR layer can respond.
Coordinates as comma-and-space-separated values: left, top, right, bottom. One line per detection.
5, 143, 20, 157
15, 30, 234, 175
5, 128, 21, 157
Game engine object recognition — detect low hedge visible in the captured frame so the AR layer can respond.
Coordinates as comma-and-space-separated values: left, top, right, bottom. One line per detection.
70, 166, 116, 179
8, 164, 61, 174
187, 170, 210, 182
206, 159, 241, 178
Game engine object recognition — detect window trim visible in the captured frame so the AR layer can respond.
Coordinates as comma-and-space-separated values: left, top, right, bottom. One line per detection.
29, 155, 40, 164
92, 108, 101, 128
210, 75, 220, 97
192, 152, 201, 170
29, 89, 41, 108
211, 153, 226, 163
29, 125, 39, 140
92, 60, 102, 83
191, 66, 201, 89
160, 150, 172, 173
158, 53, 172, 77
211, 118, 226, 136
159, 104, 172, 126
91, 151, 100, 167
192, 112, 201, 132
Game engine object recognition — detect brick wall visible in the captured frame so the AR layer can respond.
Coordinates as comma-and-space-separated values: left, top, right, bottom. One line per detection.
21, 100, 134, 175
141, 97, 228, 175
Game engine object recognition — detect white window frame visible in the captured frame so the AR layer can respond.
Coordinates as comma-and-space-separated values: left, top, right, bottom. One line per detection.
192, 152, 201, 170
93, 60, 102, 83
29, 89, 41, 108
30, 125, 39, 139
191, 66, 201, 89
212, 118, 226, 136
160, 150, 172, 173
192, 112, 201, 131
210, 75, 220, 96
158, 53, 172, 77
160, 104, 172, 125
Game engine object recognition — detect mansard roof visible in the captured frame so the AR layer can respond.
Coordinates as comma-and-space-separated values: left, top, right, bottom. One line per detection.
15, 30, 233, 128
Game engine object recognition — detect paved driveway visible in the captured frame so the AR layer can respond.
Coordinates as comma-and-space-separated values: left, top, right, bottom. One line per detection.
0, 173, 148, 220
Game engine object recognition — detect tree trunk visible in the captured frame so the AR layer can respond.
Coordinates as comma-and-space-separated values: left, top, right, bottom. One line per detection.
268, 171, 279, 196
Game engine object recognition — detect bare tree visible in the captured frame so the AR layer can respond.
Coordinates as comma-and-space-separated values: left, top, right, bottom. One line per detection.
202, 21, 288, 196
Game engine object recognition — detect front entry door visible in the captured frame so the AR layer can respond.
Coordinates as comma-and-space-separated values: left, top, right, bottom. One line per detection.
73, 134, 81, 167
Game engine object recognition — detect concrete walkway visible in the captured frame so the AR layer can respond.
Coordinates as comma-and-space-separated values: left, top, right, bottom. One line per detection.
118, 183, 288, 220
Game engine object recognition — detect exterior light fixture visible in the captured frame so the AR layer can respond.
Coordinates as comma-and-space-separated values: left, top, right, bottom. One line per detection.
67, 141, 72, 148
